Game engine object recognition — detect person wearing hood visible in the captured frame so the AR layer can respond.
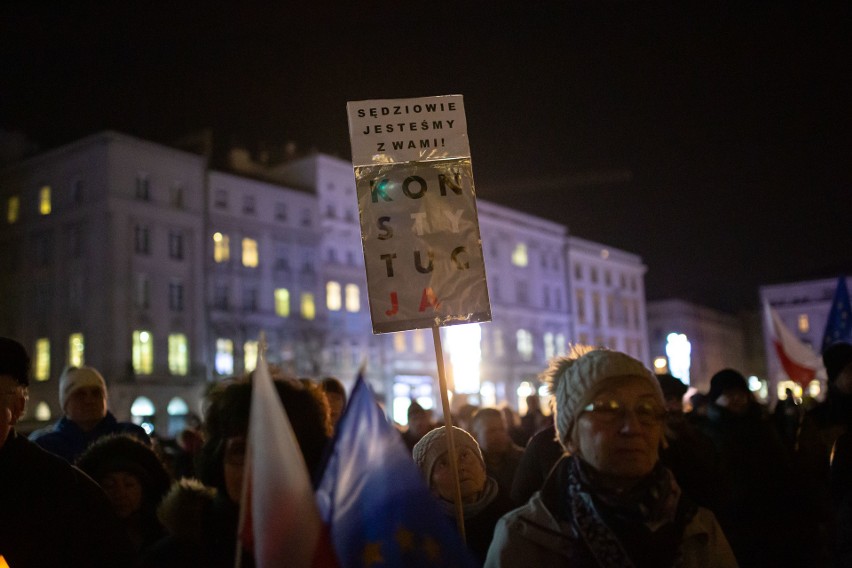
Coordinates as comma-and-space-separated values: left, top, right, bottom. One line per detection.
77, 433, 173, 560
413, 425, 514, 564
486, 349, 736, 568
30, 365, 150, 462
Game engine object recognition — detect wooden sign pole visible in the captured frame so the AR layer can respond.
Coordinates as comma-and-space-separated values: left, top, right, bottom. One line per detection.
432, 326, 466, 542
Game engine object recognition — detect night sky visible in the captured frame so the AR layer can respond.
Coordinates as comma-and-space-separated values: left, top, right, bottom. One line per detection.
2, 1, 850, 312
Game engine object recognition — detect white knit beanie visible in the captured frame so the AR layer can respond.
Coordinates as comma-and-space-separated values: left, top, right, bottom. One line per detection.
412, 426, 484, 483
59, 366, 107, 410
543, 349, 663, 450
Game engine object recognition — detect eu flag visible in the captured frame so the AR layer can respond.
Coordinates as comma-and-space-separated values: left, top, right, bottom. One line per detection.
822, 277, 852, 352
315, 375, 478, 568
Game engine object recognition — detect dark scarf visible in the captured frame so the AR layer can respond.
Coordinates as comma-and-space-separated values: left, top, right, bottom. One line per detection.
557, 455, 697, 568
437, 476, 500, 519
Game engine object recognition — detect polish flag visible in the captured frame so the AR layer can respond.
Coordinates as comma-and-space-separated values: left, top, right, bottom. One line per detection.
765, 303, 823, 387
236, 346, 337, 568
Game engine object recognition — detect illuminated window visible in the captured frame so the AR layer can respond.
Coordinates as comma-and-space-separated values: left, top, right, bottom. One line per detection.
241, 238, 258, 267
213, 232, 230, 262
576, 290, 586, 323
511, 243, 528, 267
326, 281, 342, 311
35, 401, 51, 421
132, 330, 154, 375
39, 185, 52, 215
413, 329, 426, 353
665, 333, 691, 383
516, 329, 533, 361
131, 397, 156, 434
7, 195, 19, 223
35, 338, 50, 381
345, 284, 360, 312
301, 293, 316, 320
445, 323, 482, 394
394, 333, 406, 353
556, 333, 566, 355
798, 314, 810, 334
68, 333, 85, 368
244, 340, 258, 372
274, 288, 290, 317
168, 333, 188, 376
494, 329, 505, 357
544, 332, 555, 360
215, 338, 234, 375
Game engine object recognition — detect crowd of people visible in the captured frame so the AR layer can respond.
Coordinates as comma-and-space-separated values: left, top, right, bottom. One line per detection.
2, 334, 852, 567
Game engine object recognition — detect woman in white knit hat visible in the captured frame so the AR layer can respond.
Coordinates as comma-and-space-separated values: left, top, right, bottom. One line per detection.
413, 425, 514, 565
485, 349, 738, 568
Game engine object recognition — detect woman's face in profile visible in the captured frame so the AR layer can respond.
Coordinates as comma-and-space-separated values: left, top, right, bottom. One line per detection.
223, 435, 246, 503
573, 376, 664, 486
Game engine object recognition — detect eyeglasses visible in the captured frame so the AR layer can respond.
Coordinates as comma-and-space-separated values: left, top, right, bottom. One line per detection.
582, 399, 667, 426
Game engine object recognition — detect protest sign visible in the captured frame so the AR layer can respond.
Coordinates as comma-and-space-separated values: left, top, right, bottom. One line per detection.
347, 95, 491, 334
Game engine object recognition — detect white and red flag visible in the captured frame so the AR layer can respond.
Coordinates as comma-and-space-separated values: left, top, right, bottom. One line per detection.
236, 344, 337, 568
765, 302, 824, 387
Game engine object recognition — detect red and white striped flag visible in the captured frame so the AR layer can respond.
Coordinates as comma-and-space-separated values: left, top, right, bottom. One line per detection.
237, 346, 334, 568
765, 302, 824, 387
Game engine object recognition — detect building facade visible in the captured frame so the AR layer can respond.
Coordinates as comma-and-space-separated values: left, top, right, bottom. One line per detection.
646, 299, 752, 395
567, 236, 649, 363
0, 131, 650, 434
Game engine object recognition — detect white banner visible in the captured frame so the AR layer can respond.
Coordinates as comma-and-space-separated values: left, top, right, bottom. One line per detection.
347, 95, 491, 334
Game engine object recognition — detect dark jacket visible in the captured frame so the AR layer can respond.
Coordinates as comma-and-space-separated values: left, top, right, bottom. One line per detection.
697, 402, 801, 567
142, 479, 254, 568
0, 429, 134, 568
510, 424, 564, 505
29, 411, 151, 462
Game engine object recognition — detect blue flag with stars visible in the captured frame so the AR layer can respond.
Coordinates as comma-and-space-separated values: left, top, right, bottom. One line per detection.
822, 276, 852, 352
315, 374, 478, 568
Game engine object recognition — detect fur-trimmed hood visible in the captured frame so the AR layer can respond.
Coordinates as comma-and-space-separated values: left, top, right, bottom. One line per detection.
157, 478, 217, 543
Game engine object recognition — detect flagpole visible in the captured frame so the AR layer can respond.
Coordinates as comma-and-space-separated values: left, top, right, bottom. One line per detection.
432, 325, 467, 542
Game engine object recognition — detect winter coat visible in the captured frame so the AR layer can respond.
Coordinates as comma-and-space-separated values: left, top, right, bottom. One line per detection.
0, 429, 134, 567
697, 402, 802, 567
141, 478, 254, 568
30, 411, 151, 462
485, 457, 737, 568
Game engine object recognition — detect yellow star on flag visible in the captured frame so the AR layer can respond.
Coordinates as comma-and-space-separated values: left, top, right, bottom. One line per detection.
422, 535, 442, 561
363, 542, 384, 566
396, 527, 415, 552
